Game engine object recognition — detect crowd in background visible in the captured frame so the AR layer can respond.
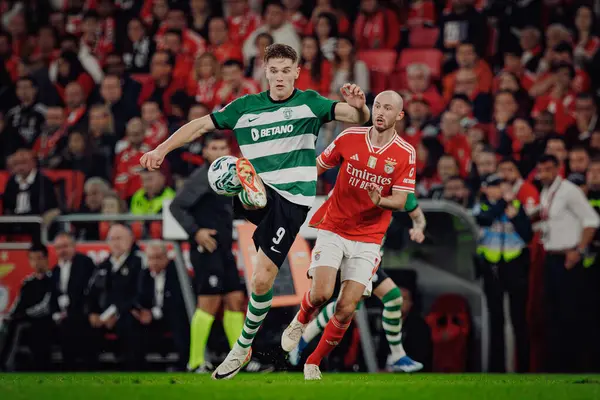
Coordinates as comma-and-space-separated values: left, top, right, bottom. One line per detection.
2, 0, 600, 373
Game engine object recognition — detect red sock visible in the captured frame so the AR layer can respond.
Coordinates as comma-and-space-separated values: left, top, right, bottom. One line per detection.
297, 291, 317, 324
305, 316, 350, 366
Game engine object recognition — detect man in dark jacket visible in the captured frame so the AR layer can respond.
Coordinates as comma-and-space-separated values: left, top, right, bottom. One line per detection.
84, 223, 143, 370
0, 244, 53, 371
50, 232, 96, 370
133, 241, 189, 371
474, 173, 534, 372
169, 132, 248, 373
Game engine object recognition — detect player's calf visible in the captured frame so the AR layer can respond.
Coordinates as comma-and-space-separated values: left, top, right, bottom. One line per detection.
236, 158, 267, 209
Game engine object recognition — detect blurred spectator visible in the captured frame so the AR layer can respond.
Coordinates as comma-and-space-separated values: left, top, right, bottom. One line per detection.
245, 33, 274, 91
438, 111, 471, 177
4, 77, 46, 154
469, 147, 497, 192
50, 232, 96, 370
0, 244, 52, 371
531, 63, 576, 134
133, 241, 189, 371
564, 92, 597, 149
353, 0, 401, 50
474, 173, 533, 372
54, 131, 112, 181
102, 190, 128, 215
401, 64, 444, 117
79, 11, 113, 66
121, 17, 155, 74
428, 154, 460, 199
130, 169, 175, 215
214, 59, 259, 109
407, 0, 436, 28
442, 175, 472, 208
536, 154, 600, 372
138, 50, 185, 116
519, 26, 543, 74
530, 42, 589, 97
568, 172, 587, 190
568, 146, 590, 175
226, 0, 262, 46
443, 42, 493, 101
283, 0, 308, 34
163, 29, 194, 82
437, 0, 487, 65
242, 0, 301, 64
86, 104, 117, 172
2, 149, 59, 239
403, 98, 435, 150
573, 4, 599, 66
497, 158, 540, 215
296, 35, 332, 95
189, 0, 217, 40
141, 100, 169, 149
75, 177, 111, 241
306, 0, 350, 37
102, 53, 143, 110
314, 12, 338, 61
187, 52, 220, 110
0, 30, 19, 82
113, 118, 149, 200
491, 90, 518, 157
207, 17, 244, 64
99, 74, 140, 137
495, 71, 532, 114
85, 224, 144, 370
330, 35, 369, 97
63, 81, 89, 133
155, 5, 206, 59
450, 68, 492, 123
448, 94, 476, 128
49, 51, 95, 102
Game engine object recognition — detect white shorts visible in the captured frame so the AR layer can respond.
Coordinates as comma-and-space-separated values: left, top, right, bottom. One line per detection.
308, 230, 381, 297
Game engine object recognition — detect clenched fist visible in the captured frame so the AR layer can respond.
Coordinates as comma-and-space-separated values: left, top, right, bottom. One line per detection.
140, 149, 165, 171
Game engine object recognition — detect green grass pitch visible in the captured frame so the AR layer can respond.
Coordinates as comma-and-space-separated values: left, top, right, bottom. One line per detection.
1, 373, 600, 400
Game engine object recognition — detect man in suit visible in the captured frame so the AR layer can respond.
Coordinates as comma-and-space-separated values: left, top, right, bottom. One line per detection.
50, 232, 96, 370
133, 241, 190, 371
84, 223, 143, 370
0, 244, 53, 371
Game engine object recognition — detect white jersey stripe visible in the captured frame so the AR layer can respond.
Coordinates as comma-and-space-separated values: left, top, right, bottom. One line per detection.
239, 133, 315, 160
260, 166, 317, 185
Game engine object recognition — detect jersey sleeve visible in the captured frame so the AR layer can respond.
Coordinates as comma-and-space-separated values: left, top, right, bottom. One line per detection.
392, 144, 417, 193
404, 193, 419, 212
210, 95, 247, 130
307, 90, 338, 123
317, 134, 345, 169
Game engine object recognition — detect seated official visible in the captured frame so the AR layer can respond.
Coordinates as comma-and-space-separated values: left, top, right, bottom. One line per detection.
132, 241, 190, 371
0, 244, 53, 371
129, 170, 175, 215
50, 232, 96, 370
84, 224, 143, 370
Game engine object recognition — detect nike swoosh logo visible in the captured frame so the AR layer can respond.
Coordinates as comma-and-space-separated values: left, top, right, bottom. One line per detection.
213, 367, 241, 380
270, 246, 281, 254
248, 116, 260, 122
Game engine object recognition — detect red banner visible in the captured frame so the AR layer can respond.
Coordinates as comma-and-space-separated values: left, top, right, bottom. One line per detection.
0, 250, 33, 319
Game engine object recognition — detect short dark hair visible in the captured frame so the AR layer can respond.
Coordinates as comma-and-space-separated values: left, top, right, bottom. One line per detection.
263, 43, 298, 64
551, 61, 575, 78
546, 134, 566, 146
553, 41, 573, 57
499, 157, 519, 167
165, 29, 183, 41
30, 243, 48, 256
570, 145, 590, 155
576, 92, 595, 102
537, 154, 559, 166
222, 59, 244, 70
262, 0, 284, 16
255, 32, 274, 46
204, 131, 228, 145
83, 10, 99, 21
450, 93, 471, 106
16, 76, 37, 88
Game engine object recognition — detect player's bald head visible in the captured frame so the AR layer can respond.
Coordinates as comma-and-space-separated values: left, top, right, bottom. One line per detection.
374, 90, 404, 112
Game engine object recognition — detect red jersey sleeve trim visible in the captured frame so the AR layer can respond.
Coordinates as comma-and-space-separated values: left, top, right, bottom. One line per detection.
393, 186, 415, 192
317, 156, 334, 169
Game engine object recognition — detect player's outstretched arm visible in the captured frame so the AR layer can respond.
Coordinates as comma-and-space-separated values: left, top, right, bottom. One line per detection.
140, 115, 216, 171
334, 83, 370, 124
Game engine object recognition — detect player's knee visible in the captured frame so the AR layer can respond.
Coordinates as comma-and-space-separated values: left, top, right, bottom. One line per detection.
334, 299, 358, 323
310, 287, 334, 307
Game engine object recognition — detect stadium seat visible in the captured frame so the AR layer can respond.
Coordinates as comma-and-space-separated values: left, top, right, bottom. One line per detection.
425, 293, 471, 372
409, 26, 439, 48
149, 221, 162, 239
388, 71, 407, 91
397, 49, 443, 80
131, 221, 145, 240
357, 50, 398, 74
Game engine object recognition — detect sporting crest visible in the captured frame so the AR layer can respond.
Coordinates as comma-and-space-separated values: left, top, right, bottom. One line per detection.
283, 108, 293, 119
384, 158, 396, 174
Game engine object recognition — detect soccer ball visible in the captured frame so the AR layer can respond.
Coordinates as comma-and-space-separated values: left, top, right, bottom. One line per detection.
208, 155, 242, 196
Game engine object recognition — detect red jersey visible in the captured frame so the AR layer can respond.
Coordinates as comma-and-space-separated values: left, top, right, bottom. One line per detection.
113, 145, 149, 199
214, 79, 260, 108
155, 27, 206, 59
531, 92, 576, 134
408, 0, 436, 27
186, 76, 219, 110
513, 179, 539, 215
439, 133, 471, 177
228, 13, 261, 46
311, 127, 416, 244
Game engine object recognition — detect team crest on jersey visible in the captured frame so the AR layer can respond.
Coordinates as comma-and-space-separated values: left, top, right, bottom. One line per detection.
313, 251, 321, 261
283, 108, 293, 119
384, 158, 397, 174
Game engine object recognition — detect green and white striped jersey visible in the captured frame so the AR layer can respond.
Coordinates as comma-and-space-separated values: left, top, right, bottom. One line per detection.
210, 89, 337, 207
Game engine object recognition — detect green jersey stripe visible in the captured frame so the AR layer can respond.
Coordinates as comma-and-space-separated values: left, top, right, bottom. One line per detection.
233, 104, 317, 129
270, 181, 317, 196
264, 183, 315, 206
250, 149, 316, 173
238, 133, 315, 160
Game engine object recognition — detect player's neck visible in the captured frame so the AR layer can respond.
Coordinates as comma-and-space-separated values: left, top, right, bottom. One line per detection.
268, 87, 296, 102
369, 127, 396, 148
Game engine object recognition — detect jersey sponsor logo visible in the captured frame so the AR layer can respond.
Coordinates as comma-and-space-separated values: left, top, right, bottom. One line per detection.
326, 340, 339, 346
384, 158, 397, 174
403, 178, 415, 184
250, 124, 294, 141
346, 163, 392, 191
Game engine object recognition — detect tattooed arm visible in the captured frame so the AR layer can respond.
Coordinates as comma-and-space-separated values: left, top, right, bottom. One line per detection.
408, 206, 426, 243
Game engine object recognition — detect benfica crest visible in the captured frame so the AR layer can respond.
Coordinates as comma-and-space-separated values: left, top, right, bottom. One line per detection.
384, 158, 397, 174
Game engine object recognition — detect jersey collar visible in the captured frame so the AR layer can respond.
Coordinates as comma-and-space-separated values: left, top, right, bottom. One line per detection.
365, 127, 398, 154
267, 88, 297, 104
